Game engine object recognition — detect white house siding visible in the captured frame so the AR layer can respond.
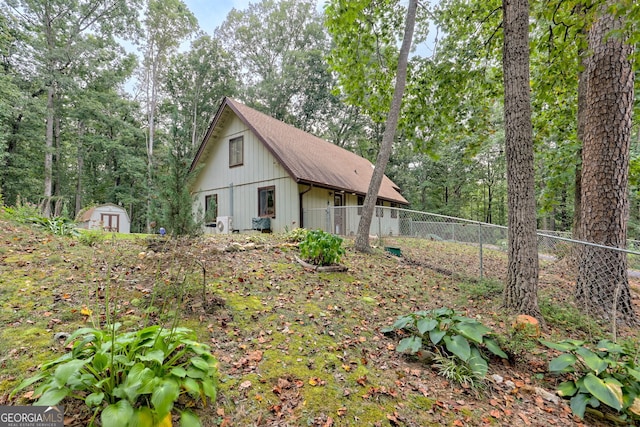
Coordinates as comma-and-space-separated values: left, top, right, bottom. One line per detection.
301, 190, 401, 236
192, 115, 299, 233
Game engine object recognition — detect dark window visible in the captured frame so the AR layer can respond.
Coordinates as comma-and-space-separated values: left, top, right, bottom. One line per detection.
357, 195, 364, 215
205, 194, 218, 222
391, 203, 398, 218
258, 186, 275, 218
229, 136, 244, 167
376, 199, 384, 217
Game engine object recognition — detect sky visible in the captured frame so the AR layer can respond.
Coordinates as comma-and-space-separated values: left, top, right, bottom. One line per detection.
184, 0, 327, 36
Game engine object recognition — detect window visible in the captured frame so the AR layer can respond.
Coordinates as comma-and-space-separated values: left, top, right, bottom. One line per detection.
357, 195, 364, 215
258, 186, 275, 218
205, 194, 218, 223
229, 136, 244, 167
391, 203, 398, 218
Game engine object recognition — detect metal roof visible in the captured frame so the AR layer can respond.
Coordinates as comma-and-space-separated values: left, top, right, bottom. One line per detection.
192, 97, 408, 205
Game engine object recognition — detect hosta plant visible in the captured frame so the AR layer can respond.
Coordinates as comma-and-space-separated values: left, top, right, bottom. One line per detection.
541, 338, 640, 421
28, 215, 79, 237
11, 324, 218, 427
382, 307, 507, 384
299, 229, 345, 266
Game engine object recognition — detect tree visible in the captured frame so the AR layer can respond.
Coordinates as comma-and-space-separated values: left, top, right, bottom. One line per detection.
326, 0, 418, 252
6, 0, 142, 216
138, 0, 198, 230
164, 35, 238, 150
158, 35, 238, 234
575, 1, 636, 324
501, 0, 542, 319
215, 0, 335, 132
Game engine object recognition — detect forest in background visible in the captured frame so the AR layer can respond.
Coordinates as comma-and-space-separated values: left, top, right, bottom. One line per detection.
1, 0, 639, 236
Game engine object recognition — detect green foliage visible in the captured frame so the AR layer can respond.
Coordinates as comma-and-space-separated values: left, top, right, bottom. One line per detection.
298, 229, 345, 266
382, 307, 507, 385
541, 338, 640, 421
285, 227, 309, 243
433, 354, 483, 389
77, 229, 107, 247
2, 199, 41, 223
11, 325, 218, 426
28, 216, 79, 237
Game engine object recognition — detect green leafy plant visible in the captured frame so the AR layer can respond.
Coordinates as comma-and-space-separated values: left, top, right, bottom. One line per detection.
28, 215, 79, 236
541, 338, 640, 422
382, 307, 507, 385
3, 199, 41, 223
11, 324, 218, 427
77, 229, 107, 247
285, 227, 309, 243
298, 229, 345, 266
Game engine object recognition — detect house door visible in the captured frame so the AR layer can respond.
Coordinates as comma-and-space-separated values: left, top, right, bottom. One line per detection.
334, 193, 345, 235
101, 213, 120, 232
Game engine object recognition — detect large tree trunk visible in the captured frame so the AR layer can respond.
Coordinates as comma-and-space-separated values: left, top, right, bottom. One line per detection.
576, 3, 636, 325
355, 0, 417, 252
501, 0, 542, 320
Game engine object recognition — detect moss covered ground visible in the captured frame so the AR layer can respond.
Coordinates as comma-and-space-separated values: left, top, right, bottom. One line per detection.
1, 210, 638, 426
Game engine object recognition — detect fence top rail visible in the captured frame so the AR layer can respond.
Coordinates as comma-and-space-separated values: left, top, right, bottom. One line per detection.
303, 206, 507, 229
536, 232, 640, 256
304, 206, 640, 256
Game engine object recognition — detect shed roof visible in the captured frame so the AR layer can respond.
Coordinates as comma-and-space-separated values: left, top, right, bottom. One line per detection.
75, 203, 129, 222
191, 97, 408, 205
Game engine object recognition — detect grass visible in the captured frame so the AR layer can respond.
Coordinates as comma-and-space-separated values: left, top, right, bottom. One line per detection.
1, 212, 638, 426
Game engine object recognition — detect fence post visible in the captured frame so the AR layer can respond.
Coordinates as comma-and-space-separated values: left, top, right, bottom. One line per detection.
478, 222, 483, 279
326, 204, 330, 233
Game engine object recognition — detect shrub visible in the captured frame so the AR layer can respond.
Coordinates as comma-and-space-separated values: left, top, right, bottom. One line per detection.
3, 200, 41, 223
541, 338, 640, 422
299, 229, 345, 266
382, 307, 507, 385
11, 324, 218, 427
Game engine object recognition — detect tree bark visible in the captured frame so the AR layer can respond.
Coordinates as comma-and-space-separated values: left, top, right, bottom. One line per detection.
501, 0, 542, 320
355, 0, 417, 252
576, 3, 636, 325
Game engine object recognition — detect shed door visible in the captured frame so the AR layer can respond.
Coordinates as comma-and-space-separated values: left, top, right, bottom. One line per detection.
101, 213, 120, 232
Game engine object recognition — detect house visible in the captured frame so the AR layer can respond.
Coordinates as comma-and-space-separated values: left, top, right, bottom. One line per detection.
76, 203, 131, 233
189, 97, 408, 234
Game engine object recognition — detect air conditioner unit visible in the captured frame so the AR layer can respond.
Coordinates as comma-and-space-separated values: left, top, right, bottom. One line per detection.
216, 216, 233, 234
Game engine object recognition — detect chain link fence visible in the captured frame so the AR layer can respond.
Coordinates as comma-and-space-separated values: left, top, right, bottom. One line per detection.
303, 206, 640, 337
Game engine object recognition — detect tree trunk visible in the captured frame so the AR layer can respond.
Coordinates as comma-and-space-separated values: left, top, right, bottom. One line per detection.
576, 3, 636, 325
75, 122, 85, 215
43, 84, 54, 217
501, 0, 542, 320
355, 0, 417, 252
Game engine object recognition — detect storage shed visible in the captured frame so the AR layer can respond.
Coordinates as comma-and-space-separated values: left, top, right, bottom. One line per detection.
76, 203, 131, 233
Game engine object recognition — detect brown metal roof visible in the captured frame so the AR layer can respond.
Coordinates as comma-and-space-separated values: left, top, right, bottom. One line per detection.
192, 97, 408, 205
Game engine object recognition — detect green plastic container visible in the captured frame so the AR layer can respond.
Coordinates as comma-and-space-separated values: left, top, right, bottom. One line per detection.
384, 246, 402, 257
